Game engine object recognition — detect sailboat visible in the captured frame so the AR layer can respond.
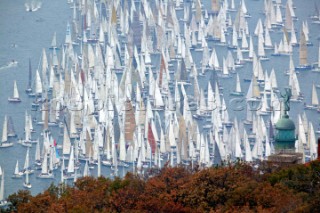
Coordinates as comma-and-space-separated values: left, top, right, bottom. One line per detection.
289, 69, 304, 102
304, 84, 319, 110
7, 116, 17, 137
25, 0, 32, 12
228, 25, 238, 50
295, 30, 312, 71
25, 0, 42, 12
0, 116, 13, 148
19, 112, 38, 147
285, 55, 295, 75
230, 73, 244, 96
23, 169, 32, 189
258, 34, 269, 61
12, 160, 23, 178
23, 148, 34, 175
8, 81, 21, 102
0, 170, 9, 207
218, 57, 231, 78
37, 150, 54, 179
64, 146, 76, 180
25, 58, 32, 93
49, 32, 59, 50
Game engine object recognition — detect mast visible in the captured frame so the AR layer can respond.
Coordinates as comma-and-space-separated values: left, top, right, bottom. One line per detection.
27, 58, 32, 91
25, 167, 30, 185
235, 73, 241, 93
24, 148, 30, 172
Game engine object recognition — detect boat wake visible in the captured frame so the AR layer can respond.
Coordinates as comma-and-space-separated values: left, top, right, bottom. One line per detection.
0, 61, 18, 70
25, 0, 42, 12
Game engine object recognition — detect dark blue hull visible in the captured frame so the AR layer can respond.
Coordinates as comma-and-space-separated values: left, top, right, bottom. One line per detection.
295, 65, 313, 71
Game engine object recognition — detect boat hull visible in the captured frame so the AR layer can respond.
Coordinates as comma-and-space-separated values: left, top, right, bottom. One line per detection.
0, 142, 13, 148
8, 98, 21, 102
230, 92, 244, 96
295, 65, 312, 71
23, 183, 32, 189
37, 174, 54, 179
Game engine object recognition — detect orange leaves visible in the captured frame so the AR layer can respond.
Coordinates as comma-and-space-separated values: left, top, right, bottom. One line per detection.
10, 162, 320, 212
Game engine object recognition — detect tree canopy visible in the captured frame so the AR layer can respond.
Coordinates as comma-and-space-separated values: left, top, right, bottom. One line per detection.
5, 161, 320, 212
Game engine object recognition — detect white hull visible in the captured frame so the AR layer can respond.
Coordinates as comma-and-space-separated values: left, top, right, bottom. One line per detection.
102, 160, 112, 166
23, 182, 32, 189
304, 105, 319, 110
0, 142, 13, 148
8, 98, 21, 102
63, 173, 75, 180
37, 173, 54, 179
11, 174, 23, 179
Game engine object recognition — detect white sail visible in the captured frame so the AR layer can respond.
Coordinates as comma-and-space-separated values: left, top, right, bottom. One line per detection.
235, 73, 242, 93
290, 22, 297, 45
299, 30, 308, 66
241, 31, 248, 50
14, 160, 20, 176
35, 140, 41, 162
317, 44, 320, 69
248, 36, 254, 59
241, 0, 248, 14
153, 82, 164, 108
65, 22, 72, 44
83, 160, 90, 177
308, 122, 317, 160
0, 170, 4, 201
258, 34, 266, 58
67, 146, 75, 173
1, 116, 7, 143
51, 32, 57, 48
41, 150, 48, 174
119, 130, 126, 161
25, 167, 30, 186
264, 27, 273, 48
270, 69, 278, 90
298, 115, 307, 145
13, 81, 20, 99
231, 25, 238, 47
62, 126, 71, 155
243, 130, 252, 161
24, 148, 30, 171
222, 57, 229, 76
311, 84, 319, 106
35, 69, 42, 95
276, 4, 283, 24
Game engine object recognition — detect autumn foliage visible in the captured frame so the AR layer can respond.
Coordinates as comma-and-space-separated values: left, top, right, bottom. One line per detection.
6, 161, 320, 212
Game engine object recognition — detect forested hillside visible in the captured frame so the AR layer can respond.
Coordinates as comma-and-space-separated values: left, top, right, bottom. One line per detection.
6, 161, 320, 212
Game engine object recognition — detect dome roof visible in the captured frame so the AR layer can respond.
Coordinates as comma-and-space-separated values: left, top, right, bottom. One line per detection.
275, 115, 295, 130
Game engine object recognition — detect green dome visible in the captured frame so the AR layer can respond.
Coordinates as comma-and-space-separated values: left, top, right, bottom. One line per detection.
275, 115, 295, 130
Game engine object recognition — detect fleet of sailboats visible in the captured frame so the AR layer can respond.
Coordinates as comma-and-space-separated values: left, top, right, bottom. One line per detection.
0, 0, 318, 201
